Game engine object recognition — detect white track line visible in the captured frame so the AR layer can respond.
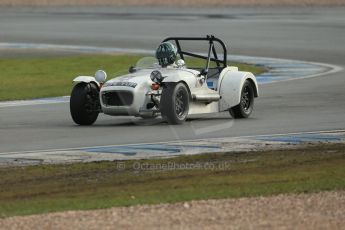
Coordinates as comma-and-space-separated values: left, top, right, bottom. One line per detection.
1, 129, 344, 156
0, 96, 70, 108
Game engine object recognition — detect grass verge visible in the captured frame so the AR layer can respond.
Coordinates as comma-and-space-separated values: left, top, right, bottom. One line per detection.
0, 54, 266, 101
0, 143, 344, 218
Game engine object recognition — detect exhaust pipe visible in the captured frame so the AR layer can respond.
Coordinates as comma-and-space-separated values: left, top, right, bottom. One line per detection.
192, 94, 221, 103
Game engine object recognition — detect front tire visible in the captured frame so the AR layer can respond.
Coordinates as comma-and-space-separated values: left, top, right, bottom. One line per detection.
70, 83, 100, 125
160, 83, 189, 124
230, 80, 254, 119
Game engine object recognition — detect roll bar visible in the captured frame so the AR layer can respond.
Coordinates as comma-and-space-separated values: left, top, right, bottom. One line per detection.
162, 35, 228, 68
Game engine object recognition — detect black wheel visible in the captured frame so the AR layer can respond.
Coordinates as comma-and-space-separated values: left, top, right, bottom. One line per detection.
230, 80, 254, 118
160, 83, 189, 124
70, 83, 100, 125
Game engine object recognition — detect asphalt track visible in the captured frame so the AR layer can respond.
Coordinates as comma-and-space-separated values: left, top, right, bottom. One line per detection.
0, 6, 344, 154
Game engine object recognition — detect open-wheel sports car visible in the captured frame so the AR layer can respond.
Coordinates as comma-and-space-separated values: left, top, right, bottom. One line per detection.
70, 35, 259, 125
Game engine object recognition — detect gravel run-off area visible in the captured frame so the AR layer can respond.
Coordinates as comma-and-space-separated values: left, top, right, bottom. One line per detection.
0, 0, 344, 6
1, 190, 344, 230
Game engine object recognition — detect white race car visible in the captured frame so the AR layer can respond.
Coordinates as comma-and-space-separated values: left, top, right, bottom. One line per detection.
70, 35, 259, 125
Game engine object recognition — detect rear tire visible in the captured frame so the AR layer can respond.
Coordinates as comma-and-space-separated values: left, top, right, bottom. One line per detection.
160, 83, 189, 124
70, 83, 99, 125
230, 80, 254, 119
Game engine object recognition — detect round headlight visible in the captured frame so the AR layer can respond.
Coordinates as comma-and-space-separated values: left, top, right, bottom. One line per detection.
150, 70, 163, 83
95, 70, 107, 83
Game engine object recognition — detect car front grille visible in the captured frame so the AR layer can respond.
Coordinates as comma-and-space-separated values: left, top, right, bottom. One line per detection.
102, 91, 134, 106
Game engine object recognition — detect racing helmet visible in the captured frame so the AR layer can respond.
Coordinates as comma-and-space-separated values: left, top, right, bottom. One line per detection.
155, 42, 178, 67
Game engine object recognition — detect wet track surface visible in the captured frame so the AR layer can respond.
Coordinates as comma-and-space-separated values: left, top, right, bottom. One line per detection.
0, 6, 344, 153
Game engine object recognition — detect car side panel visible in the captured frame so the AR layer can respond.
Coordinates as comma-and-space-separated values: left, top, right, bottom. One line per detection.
161, 69, 198, 90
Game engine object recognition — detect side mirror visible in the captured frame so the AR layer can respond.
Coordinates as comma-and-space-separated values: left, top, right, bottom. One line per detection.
176, 59, 185, 68
129, 66, 136, 73
199, 69, 208, 77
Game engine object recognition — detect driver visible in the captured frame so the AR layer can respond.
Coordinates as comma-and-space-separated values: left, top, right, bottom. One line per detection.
155, 42, 178, 68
